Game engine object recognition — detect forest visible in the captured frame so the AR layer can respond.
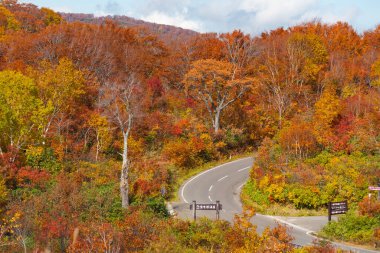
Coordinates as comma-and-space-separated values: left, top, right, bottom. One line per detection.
0, 0, 379, 252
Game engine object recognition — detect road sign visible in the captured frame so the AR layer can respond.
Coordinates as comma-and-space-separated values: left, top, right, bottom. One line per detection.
190, 203, 223, 210
328, 200, 348, 221
190, 201, 222, 221
197, 204, 222, 210
369, 185, 380, 200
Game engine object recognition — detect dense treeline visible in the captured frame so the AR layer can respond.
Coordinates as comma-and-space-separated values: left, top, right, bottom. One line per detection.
0, 0, 379, 251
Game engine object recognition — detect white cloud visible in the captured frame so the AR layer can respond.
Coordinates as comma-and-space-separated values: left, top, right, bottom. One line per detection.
142, 11, 202, 31
191, 0, 361, 35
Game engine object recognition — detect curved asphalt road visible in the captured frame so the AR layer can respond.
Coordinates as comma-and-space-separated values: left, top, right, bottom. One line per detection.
177, 157, 379, 253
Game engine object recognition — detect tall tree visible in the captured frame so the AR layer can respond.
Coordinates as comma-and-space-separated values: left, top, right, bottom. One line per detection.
0, 71, 47, 160
30, 58, 85, 142
100, 74, 139, 208
183, 59, 252, 132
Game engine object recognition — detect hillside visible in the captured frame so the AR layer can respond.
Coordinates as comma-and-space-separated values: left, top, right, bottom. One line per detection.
0, 0, 379, 251
61, 12, 198, 42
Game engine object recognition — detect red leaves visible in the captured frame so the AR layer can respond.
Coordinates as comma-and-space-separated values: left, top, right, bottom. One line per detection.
147, 76, 164, 97
359, 196, 380, 217
17, 167, 50, 189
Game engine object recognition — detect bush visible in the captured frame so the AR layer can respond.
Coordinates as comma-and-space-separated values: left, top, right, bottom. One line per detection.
242, 180, 270, 206
146, 197, 169, 218
321, 210, 380, 244
359, 196, 380, 217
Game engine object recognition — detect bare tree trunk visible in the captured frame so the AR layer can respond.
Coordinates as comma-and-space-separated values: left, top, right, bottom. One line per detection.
213, 108, 221, 133
120, 131, 129, 208
95, 131, 100, 162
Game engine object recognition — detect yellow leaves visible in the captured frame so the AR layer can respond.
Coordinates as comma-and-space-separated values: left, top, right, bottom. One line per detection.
25, 146, 44, 164
258, 175, 270, 190
215, 141, 226, 149
313, 87, 341, 145
128, 136, 144, 159
0, 212, 20, 240
31, 58, 85, 112
0, 70, 47, 146
341, 84, 357, 98
370, 58, 380, 87
279, 119, 317, 158
0, 5, 20, 35
287, 32, 328, 84
88, 113, 112, 156
288, 33, 328, 66
0, 177, 8, 210
41, 7, 62, 26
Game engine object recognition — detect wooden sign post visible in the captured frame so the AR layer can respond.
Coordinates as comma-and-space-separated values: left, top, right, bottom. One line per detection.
190, 200, 223, 221
328, 200, 348, 221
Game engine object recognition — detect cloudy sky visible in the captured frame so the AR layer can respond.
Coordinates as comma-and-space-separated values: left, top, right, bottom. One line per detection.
21, 0, 380, 35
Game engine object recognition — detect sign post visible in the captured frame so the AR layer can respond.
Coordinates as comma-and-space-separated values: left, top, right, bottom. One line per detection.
369, 185, 380, 200
192, 200, 196, 221
328, 200, 348, 221
190, 201, 223, 221
216, 201, 220, 220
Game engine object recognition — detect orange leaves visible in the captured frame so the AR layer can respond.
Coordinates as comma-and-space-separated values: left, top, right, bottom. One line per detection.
358, 196, 380, 217
68, 223, 122, 253
184, 59, 234, 91
170, 118, 190, 136
279, 119, 317, 158
183, 59, 252, 132
227, 208, 294, 252
163, 135, 213, 168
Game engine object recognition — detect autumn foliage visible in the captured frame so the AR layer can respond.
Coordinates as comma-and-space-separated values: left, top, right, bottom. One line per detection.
0, 0, 379, 251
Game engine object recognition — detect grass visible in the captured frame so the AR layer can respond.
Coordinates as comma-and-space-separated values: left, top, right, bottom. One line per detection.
169, 152, 254, 201
241, 180, 326, 216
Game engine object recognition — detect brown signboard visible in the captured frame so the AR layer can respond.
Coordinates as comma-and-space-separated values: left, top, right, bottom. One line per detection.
328, 200, 348, 221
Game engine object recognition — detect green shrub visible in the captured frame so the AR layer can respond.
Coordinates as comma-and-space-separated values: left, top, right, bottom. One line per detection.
242, 180, 270, 206
321, 210, 380, 244
26, 146, 61, 173
147, 196, 169, 218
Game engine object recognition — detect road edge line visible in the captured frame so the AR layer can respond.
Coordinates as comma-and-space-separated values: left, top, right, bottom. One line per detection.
180, 157, 253, 203
265, 215, 379, 253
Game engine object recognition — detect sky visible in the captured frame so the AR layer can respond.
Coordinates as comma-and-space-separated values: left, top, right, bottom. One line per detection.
20, 0, 380, 35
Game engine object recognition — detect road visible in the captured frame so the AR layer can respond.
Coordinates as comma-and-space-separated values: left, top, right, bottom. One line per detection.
173, 157, 379, 253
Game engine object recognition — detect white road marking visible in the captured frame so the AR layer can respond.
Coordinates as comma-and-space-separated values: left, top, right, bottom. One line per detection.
269, 216, 380, 253
238, 166, 250, 172
209, 185, 213, 192
237, 182, 246, 190
208, 195, 213, 202
218, 175, 229, 182
180, 157, 252, 203
265, 215, 314, 234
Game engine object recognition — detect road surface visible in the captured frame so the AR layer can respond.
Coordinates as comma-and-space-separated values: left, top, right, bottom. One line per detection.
172, 157, 379, 253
